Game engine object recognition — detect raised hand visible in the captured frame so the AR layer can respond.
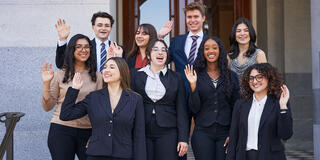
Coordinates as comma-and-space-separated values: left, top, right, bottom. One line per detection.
184, 65, 197, 84
55, 18, 70, 41
72, 72, 83, 90
279, 85, 290, 109
158, 20, 173, 39
111, 42, 123, 58
40, 62, 54, 83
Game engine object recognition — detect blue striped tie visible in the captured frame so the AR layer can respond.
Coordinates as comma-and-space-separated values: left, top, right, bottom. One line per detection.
188, 35, 199, 64
100, 43, 107, 72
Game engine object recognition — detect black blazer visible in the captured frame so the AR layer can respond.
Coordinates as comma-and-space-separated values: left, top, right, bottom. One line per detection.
189, 70, 240, 127
130, 68, 189, 142
56, 39, 125, 69
126, 54, 137, 69
226, 96, 293, 160
60, 87, 146, 160
168, 32, 208, 96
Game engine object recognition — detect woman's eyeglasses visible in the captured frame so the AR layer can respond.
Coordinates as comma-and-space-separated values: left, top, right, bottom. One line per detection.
249, 74, 264, 82
75, 45, 91, 51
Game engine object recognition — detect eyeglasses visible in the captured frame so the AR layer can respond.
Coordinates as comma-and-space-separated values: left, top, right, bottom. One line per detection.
75, 45, 91, 51
151, 48, 167, 54
249, 74, 264, 82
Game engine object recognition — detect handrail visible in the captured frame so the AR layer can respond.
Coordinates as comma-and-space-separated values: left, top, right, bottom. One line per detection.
0, 112, 25, 160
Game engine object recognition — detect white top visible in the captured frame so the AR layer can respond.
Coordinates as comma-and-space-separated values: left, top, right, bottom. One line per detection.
139, 65, 167, 103
246, 94, 267, 151
95, 38, 110, 72
184, 31, 203, 62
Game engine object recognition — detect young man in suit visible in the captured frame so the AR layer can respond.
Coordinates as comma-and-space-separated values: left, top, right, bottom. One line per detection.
55, 12, 122, 72
169, 2, 208, 96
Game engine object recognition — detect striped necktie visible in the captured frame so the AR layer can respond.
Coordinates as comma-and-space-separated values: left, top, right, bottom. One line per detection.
100, 43, 107, 72
188, 35, 199, 64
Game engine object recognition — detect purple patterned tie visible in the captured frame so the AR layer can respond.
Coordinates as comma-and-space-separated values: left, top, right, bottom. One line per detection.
188, 35, 199, 64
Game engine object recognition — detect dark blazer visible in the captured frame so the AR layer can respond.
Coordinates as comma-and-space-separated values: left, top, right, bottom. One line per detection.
126, 54, 137, 69
189, 70, 240, 127
130, 68, 189, 142
226, 96, 293, 160
56, 39, 125, 69
168, 32, 208, 96
60, 87, 146, 160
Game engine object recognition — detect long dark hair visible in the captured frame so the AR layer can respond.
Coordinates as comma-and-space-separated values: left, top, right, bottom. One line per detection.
241, 63, 283, 99
63, 34, 97, 83
145, 39, 170, 65
229, 17, 257, 59
126, 24, 158, 60
194, 36, 232, 98
103, 57, 131, 90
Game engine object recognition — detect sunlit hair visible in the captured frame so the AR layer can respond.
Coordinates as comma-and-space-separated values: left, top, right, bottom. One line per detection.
241, 63, 283, 99
63, 34, 97, 83
194, 36, 233, 98
103, 57, 131, 90
126, 24, 158, 60
229, 17, 257, 59
145, 39, 170, 65
183, 1, 205, 16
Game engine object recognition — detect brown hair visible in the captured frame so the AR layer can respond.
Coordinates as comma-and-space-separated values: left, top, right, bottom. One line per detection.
103, 57, 131, 90
126, 24, 158, 60
145, 39, 170, 65
183, 1, 205, 16
241, 63, 283, 99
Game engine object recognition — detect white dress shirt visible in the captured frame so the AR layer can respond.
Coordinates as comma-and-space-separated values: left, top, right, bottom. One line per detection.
184, 31, 204, 62
95, 38, 110, 72
139, 65, 167, 103
246, 94, 268, 150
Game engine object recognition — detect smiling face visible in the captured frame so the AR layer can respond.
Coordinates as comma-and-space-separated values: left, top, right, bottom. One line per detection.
185, 9, 205, 34
249, 69, 268, 95
102, 59, 121, 83
92, 17, 112, 42
203, 39, 220, 63
149, 41, 168, 67
235, 23, 250, 45
135, 27, 150, 48
74, 38, 90, 63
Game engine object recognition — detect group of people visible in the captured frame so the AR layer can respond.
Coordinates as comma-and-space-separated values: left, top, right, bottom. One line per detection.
40, 1, 293, 160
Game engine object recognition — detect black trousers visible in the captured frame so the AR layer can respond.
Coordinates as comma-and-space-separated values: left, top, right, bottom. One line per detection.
146, 115, 178, 160
246, 150, 258, 160
191, 123, 229, 160
87, 156, 132, 160
47, 123, 91, 160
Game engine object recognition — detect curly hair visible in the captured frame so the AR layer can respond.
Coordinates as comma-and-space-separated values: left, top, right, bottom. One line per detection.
62, 34, 97, 83
194, 36, 233, 98
229, 17, 257, 59
240, 63, 283, 99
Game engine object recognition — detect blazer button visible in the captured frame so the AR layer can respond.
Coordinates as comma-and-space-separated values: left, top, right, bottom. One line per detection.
214, 109, 218, 113
108, 133, 112, 136
214, 101, 218, 105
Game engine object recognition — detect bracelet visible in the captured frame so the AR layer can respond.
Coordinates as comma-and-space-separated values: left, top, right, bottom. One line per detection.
280, 108, 288, 114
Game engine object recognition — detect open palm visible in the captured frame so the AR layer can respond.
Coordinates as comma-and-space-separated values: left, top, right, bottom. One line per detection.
55, 18, 70, 41
40, 62, 54, 82
184, 64, 197, 84
158, 21, 173, 39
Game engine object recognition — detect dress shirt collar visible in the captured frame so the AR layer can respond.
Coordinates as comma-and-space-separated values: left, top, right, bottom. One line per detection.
95, 38, 109, 47
252, 94, 268, 105
138, 65, 168, 78
187, 30, 204, 39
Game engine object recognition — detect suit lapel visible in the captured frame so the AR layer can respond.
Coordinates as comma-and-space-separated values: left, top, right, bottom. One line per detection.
136, 71, 153, 102
243, 97, 253, 135
113, 90, 129, 115
259, 96, 275, 131
177, 34, 188, 62
99, 87, 113, 118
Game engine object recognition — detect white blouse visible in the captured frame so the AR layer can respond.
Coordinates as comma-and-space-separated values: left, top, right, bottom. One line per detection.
246, 94, 267, 151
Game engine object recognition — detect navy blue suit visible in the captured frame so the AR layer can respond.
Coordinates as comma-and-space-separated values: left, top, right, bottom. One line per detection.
168, 32, 208, 97
60, 87, 146, 160
189, 70, 240, 160
227, 96, 293, 160
130, 68, 189, 160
